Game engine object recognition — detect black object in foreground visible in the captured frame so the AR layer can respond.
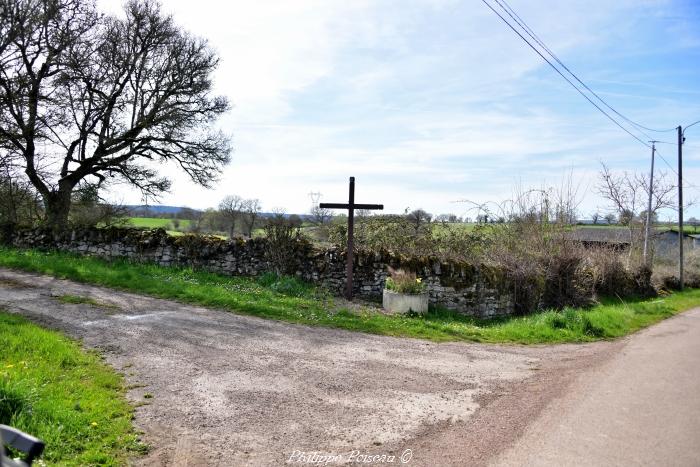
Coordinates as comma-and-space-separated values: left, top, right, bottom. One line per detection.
0, 425, 45, 467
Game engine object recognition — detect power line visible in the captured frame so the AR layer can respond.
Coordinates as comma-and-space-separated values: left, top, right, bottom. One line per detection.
683, 120, 700, 134
480, 0, 652, 149
650, 141, 699, 188
493, 0, 678, 135
655, 149, 677, 175
482, 1, 700, 197
654, 147, 700, 191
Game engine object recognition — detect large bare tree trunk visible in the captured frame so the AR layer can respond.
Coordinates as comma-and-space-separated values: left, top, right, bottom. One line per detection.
44, 190, 72, 230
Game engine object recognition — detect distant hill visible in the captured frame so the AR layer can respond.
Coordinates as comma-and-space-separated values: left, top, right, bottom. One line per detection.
125, 205, 312, 219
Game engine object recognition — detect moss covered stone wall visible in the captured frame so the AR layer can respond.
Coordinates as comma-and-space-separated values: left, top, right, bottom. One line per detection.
5, 227, 514, 318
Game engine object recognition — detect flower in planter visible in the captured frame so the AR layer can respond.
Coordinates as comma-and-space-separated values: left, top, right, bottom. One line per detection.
385, 267, 425, 295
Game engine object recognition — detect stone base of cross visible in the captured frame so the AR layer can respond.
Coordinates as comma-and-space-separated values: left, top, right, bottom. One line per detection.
320, 177, 383, 299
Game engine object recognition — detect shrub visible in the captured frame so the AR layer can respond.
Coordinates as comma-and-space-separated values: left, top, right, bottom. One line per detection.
263, 213, 305, 275
541, 251, 596, 309
327, 215, 490, 261
385, 267, 425, 294
588, 247, 635, 296
652, 249, 700, 290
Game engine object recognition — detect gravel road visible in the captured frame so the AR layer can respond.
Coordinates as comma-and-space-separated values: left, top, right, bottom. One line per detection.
1, 268, 696, 466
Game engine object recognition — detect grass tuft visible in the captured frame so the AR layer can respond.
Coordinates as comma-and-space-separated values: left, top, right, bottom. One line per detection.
56, 294, 119, 309
0, 310, 145, 465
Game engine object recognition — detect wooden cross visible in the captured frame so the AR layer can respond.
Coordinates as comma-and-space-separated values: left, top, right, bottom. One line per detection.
320, 177, 383, 299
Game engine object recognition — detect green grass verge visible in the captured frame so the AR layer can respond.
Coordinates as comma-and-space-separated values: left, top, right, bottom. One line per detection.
0, 247, 699, 344
0, 310, 145, 465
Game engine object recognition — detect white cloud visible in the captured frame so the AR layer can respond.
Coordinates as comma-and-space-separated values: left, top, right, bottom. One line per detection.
99, 0, 700, 219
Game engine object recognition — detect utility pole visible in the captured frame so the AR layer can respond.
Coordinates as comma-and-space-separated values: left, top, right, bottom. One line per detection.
308, 191, 321, 205
643, 142, 656, 264
678, 126, 684, 290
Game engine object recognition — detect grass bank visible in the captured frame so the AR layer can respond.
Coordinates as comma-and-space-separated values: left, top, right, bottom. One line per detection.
0, 247, 699, 344
0, 310, 145, 465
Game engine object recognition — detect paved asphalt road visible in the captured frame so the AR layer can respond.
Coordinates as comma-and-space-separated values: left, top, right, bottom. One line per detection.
493, 307, 700, 466
1, 267, 699, 466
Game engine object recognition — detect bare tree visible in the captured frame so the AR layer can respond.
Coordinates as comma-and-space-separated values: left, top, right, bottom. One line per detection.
604, 213, 616, 225
591, 212, 600, 225
263, 209, 302, 275
435, 213, 459, 223
241, 198, 261, 237
406, 209, 432, 234
184, 208, 204, 233
218, 195, 243, 238
551, 174, 583, 226
308, 191, 332, 225
0, 173, 43, 225
0, 0, 230, 228
200, 207, 224, 233
598, 164, 675, 224
597, 163, 675, 253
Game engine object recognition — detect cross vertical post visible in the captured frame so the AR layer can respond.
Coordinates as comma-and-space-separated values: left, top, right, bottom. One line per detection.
319, 177, 383, 300
346, 177, 355, 300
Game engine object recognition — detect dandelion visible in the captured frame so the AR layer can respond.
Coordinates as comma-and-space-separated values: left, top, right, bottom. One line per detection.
90, 422, 98, 427
416, 278, 422, 283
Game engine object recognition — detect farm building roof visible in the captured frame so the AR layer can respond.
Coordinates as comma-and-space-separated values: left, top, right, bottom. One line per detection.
570, 227, 695, 246
569, 228, 632, 245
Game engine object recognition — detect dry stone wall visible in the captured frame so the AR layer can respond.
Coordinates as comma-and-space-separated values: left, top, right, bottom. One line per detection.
3, 227, 514, 318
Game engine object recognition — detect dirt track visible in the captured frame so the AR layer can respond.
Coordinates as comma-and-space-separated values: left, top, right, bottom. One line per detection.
0, 268, 664, 466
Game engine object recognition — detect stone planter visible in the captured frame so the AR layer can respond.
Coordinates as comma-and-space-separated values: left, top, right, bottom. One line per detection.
382, 289, 429, 315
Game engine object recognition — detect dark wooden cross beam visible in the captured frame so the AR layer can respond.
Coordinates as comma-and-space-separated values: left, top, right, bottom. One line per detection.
320, 177, 383, 299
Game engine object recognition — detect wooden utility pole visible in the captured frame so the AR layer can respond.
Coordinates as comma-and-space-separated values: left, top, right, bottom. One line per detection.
320, 177, 383, 299
678, 126, 684, 289
643, 142, 656, 264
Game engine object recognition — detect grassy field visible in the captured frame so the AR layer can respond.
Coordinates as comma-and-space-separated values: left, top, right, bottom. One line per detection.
126, 218, 237, 239
1, 247, 699, 344
0, 310, 145, 465
574, 223, 697, 232
124, 217, 192, 237
432, 222, 699, 233
126, 217, 191, 230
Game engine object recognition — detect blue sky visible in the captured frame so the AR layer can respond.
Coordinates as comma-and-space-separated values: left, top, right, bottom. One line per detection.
102, 0, 700, 220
